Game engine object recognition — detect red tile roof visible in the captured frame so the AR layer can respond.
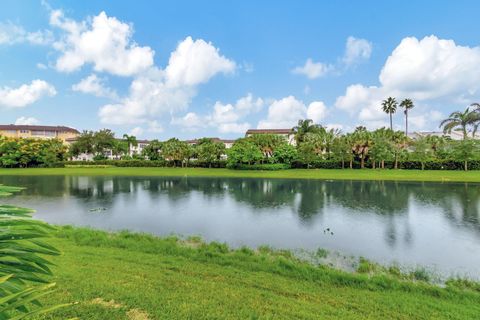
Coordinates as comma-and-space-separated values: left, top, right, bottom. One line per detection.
245, 129, 292, 135
185, 137, 236, 144
0, 125, 79, 134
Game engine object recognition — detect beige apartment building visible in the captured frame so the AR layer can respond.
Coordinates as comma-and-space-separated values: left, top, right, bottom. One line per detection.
0, 125, 80, 142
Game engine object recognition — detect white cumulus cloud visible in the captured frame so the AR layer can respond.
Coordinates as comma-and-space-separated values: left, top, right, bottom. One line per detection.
50, 10, 154, 76
129, 127, 144, 137
292, 36, 372, 79
379, 35, 480, 100
335, 35, 480, 130
0, 22, 53, 45
218, 122, 250, 134
99, 36, 236, 125
258, 96, 328, 129
171, 93, 263, 134
171, 112, 206, 130
165, 36, 236, 87
0, 80, 56, 108
306, 101, 328, 123
72, 74, 118, 99
15, 116, 40, 125
343, 36, 372, 66
292, 58, 332, 79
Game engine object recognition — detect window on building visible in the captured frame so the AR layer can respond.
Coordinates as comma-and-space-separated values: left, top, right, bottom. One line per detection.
31, 130, 56, 137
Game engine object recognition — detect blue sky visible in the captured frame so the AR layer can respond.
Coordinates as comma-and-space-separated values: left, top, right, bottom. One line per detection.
1, 0, 479, 139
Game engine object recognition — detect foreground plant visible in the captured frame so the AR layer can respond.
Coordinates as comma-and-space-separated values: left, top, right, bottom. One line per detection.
0, 185, 66, 319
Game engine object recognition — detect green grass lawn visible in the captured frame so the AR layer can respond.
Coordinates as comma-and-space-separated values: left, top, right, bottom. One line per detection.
2, 167, 480, 182
4, 168, 480, 318
32, 227, 480, 320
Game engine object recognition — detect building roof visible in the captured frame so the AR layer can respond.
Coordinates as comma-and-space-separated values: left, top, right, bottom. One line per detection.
408, 130, 480, 140
65, 137, 151, 143
0, 124, 80, 134
185, 137, 236, 144
245, 129, 292, 135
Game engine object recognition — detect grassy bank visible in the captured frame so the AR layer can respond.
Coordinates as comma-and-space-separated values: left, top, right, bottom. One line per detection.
2, 167, 480, 182
34, 227, 480, 319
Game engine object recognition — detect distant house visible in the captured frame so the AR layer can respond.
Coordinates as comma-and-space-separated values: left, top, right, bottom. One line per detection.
185, 138, 236, 149
66, 138, 151, 161
408, 131, 480, 141
245, 129, 295, 145
0, 124, 79, 142
129, 140, 150, 156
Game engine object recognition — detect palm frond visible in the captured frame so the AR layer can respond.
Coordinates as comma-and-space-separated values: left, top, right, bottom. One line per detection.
0, 185, 67, 319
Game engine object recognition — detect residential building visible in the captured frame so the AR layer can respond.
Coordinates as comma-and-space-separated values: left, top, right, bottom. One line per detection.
0, 124, 80, 142
408, 131, 480, 141
66, 137, 151, 161
129, 140, 150, 156
185, 138, 236, 149
245, 129, 296, 145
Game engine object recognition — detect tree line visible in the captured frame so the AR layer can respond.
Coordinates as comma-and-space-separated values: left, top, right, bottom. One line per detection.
70, 131, 226, 167
0, 136, 67, 168
1, 100, 480, 170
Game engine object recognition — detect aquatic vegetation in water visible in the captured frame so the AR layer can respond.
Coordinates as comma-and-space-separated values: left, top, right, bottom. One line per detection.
89, 207, 108, 213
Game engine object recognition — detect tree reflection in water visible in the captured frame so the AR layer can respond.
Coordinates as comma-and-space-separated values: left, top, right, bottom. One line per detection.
1, 175, 479, 244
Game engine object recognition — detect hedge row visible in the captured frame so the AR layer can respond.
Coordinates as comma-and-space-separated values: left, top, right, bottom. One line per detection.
227, 163, 292, 170
37, 159, 480, 170
64, 160, 228, 168
292, 160, 480, 170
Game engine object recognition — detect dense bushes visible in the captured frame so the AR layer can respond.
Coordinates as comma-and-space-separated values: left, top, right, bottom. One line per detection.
227, 163, 291, 170
293, 159, 480, 170
64, 159, 228, 168
0, 136, 67, 168
66, 160, 166, 167
61, 159, 480, 170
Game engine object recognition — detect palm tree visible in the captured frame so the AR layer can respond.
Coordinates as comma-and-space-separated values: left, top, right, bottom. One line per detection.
390, 130, 409, 169
439, 108, 480, 140
381, 97, 398, 131
123, 134, 138, 156
1, 185, 67, 318
470, 103, 480, 137
291, 119, 320, 145
351, 127, 373, 169
249, 134, 285, 159
399, 98, 414, 136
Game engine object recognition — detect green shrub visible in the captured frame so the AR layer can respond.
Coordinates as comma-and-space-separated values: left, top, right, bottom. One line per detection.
227, 163, 291, 170
410, 268, 431, 282
64, 159, 228, 168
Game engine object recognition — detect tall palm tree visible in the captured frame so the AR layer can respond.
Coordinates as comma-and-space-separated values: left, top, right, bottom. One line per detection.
399, 98, 414, 136
381, 97, 398, 131
470, 102, 480, 137
291, 119, 320, 145
439, 108, 480, 140
123, 134, 138, 156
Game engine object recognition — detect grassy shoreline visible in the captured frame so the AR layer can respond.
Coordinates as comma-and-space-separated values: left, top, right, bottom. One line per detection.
33, 226, 480, 319
2, 167, 480, 182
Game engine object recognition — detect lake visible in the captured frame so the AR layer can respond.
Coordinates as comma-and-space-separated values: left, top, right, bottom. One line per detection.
1, 175, 480, 279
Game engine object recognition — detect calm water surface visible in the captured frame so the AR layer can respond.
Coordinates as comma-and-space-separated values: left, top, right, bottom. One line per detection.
1, 175, 480, 278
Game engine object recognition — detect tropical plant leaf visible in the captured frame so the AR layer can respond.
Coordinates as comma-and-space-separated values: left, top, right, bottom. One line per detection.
0, 185, 68, 319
